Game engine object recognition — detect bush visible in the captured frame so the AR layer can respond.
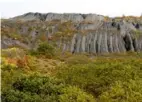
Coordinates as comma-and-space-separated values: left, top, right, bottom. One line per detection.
29, 42, 55, 58
2, 74, 95, 102
59, 86, 95, 102
2, 90, 44, 102
1, 62, 23, 92
1, 48, 25, 58
99, 80, 142, 102
2, 74, 63, 102
12, 75, 64, 95
37, 42, 55, 58
56, 58, 142, 98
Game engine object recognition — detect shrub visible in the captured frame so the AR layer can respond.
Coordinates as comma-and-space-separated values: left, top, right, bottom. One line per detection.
1, 48, 25, 58
29, 42, 55, 58
56, 58, 142, 98
99, 80, 142, 102
2, 90, 44, 102
1, 62, 23, 92
37, 42, 55, 57
12, 75, 64, 94
1, 57, 17, 71
2, 74, 63, 102
59, 86, 95, 102
2, 74, 96, 102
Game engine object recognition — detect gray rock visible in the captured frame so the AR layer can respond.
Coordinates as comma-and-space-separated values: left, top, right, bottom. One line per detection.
112, 34, 120, 53
107, 32, 113, 53
12, 13, 104, 23
93, 33, 98, 53
11, 12, 45, 21
84, 14, 104, 22
138, 37, 142, 51
46, 13, 84, 23
117, 35, 126, 53
81, 36, 86, 52
76, 34, 82, 53
1, 36, 30, 49
90, 33, 95, 53
62, 43, 67, 53
85, 33, 92, 53
96, 33, 102, 53
30, 30, 39, 41
120, 21, 136, 36
70, 34, 77, 53
100, 32, 108, 53
20, 26, 29, 34
124, 33, 134, 51
78, 23, 101, 30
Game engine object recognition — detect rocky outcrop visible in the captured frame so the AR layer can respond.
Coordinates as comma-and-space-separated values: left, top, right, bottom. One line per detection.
60, 29, 142, 54
46, 13, 84, 23
2, 12, 142, 54
84, 14, 104, 22
12, 12, 104, 23
1, 36, 30, 49
78, 21, 103, 30
11, 12, 46, 21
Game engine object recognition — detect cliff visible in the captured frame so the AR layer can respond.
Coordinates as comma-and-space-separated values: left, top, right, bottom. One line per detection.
1, 12, 142, 54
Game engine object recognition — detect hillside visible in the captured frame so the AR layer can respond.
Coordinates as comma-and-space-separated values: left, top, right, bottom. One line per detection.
1, 13, 142, 102
1, 13, 142, 54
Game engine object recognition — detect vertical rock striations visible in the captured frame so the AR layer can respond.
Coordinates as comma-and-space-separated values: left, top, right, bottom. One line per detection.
2, 12, 142, 54
61, 28, 142, 54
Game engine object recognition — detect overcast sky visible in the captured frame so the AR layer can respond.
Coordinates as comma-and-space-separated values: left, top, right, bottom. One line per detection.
0, 0, 142, 18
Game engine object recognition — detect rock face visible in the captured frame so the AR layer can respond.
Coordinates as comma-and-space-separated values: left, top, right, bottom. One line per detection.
84, 14, 104, 22
2, 12, 142, 54
61, 30, 142, 54
12, 12, 104, 23
46, 13, 84, 23
1, 36, 30, 49
11, 13, 46, 21
78, 22, 103, 30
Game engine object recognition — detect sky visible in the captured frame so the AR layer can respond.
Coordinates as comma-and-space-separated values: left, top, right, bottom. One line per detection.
0, 0, 142, 18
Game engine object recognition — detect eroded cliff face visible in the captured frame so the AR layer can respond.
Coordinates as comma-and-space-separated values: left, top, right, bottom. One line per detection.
60, 30, 142, 54
2, 13, 142, 54
11, 12, 105, 23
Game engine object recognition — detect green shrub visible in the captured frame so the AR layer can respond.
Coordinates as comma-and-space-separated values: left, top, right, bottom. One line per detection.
1, 58, 23, 91
12, 75, 64, 95
56, 58, 142, 98
29, 42, 55, 58
2, 90, 44, 102
37, 42, 55, 57
2, 74, 95, 102
59, 86, 95, 102
28, 49, 39, 56
2, 74, 63, 102
99, 80, 142, 102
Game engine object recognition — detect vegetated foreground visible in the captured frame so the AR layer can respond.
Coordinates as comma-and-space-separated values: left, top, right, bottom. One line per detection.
1, 43, 142, 102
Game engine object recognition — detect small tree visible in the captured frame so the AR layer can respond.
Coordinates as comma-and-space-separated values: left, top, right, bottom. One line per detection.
37, 42, 55, 58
